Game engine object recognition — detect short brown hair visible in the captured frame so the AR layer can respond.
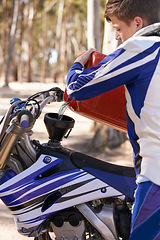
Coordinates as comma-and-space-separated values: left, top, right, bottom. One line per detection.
104, 0, 160, 25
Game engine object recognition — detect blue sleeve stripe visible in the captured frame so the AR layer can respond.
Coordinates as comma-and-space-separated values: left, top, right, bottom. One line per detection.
67, 41, 160, 100
94, 43, 160, 83
108, 42, 160, 74
84, 52, 156, 88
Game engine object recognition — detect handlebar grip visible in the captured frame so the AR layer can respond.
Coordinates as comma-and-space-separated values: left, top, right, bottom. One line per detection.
17, 110, 33, 128
20, 114, 30, 128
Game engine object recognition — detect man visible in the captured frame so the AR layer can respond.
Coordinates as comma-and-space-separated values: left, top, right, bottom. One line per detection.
66, 0, 160, 239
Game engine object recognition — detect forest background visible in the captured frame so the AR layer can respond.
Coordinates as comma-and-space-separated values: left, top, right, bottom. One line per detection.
0, 0, 130, 152
0, 0, 115, 85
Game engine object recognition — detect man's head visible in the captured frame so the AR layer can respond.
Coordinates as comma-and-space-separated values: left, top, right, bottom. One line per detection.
104, 0, 160, 43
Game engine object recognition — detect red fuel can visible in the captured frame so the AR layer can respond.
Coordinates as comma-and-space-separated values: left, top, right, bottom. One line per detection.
63, 51, 127, 132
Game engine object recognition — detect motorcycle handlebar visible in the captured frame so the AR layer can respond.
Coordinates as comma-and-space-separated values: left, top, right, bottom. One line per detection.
0, 88, 64, 141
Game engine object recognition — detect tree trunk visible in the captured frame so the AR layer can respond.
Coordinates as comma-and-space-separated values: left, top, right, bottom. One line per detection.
1, 0, 8, 81
4, 0, 19, 86
53, 0, 64, 83
94, 0, 101, 51
17, 1, 24, 83
60, 23, 67, 82
27, 0, 34, 82
41, 12, 47, 83
87, 0, 94, 48
102, 21, 119, 54
87, 0, 101, 51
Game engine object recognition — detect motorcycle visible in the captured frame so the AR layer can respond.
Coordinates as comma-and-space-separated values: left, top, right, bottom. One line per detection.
0, 87, 136, 240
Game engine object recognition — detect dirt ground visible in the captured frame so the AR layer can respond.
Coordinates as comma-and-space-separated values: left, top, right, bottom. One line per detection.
0, 82, 133, 240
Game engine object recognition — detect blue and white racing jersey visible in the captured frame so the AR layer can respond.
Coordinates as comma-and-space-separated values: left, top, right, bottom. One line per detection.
67, 23, 160, 186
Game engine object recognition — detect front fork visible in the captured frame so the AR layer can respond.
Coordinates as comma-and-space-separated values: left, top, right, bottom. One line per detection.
0, 119, 33, 169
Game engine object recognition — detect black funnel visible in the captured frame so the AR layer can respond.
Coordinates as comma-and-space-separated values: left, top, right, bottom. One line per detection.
44, 113, 75, 142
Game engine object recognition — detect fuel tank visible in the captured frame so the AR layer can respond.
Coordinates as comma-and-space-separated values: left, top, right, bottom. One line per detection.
64, 51, 127, 132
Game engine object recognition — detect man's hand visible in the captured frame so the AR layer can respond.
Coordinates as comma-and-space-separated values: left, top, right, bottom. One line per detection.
74, 48, 96, 67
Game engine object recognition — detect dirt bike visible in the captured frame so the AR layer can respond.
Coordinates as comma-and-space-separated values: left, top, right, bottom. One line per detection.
0, 87, 136, 240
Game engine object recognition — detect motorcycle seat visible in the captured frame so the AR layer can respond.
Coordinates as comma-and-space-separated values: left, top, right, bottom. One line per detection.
70, 151, 136, 199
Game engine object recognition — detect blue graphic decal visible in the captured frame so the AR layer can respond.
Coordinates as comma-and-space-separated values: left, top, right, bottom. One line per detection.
84, 167, 136, 199
0, 168, 85, 207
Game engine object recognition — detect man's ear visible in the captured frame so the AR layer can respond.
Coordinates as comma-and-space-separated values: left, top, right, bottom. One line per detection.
134, 16, 144, 30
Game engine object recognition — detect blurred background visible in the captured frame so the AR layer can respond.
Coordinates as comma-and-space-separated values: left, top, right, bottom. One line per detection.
0, 0, 116, 86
